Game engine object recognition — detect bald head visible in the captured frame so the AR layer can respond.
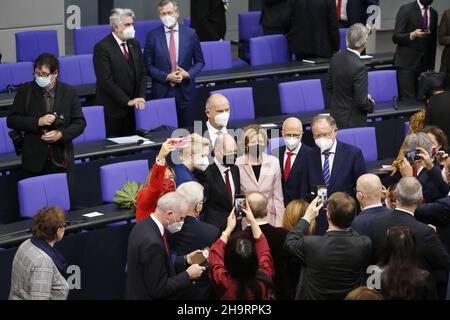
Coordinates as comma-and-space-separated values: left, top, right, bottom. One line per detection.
206, 94, 231, 129
247, 192, 268, 219
214, 133, 237, 163
282, 117, 303, 136
356, 174, 383, 205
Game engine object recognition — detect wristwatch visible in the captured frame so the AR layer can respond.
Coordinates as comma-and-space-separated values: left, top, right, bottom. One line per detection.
155, 157, 166, 166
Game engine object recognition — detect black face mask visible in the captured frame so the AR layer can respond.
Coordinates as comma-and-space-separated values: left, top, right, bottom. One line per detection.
247, 144, 265, 159
222, 153, 237, 167
420, 0, 433, 6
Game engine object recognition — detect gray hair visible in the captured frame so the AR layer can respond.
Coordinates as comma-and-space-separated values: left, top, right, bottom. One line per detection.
246, 192, 269, 219
110, 8, 135, 27
346, 23, 369, 50
395, 177, 423, 207
405, 132, 433, 156
158, 0, 179, 12
311, 115, 337, 129
156, 191, 187, 216
176, 182, 204, 212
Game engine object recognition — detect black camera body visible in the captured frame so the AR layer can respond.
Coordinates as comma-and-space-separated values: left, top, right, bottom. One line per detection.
405, 150, 421, 162
44, 112, 65, 132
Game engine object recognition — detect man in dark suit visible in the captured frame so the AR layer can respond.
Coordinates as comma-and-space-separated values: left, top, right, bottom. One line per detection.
352, 174, 393, 237
199, 133, 240, 231
93, 8, 147, 137
300, 115, 367, 234
204, 93, 231, 150
371, 177, 449, 297
144, 0, 205, 128
240, 192, 291, 299
337, 0, 380, 28
393, 0, 438, 101
327, 24, 374, 129
190, 0, 227, 41
261, 0, 290, 35
168, 181, 220, 300
425, 90, 450, 141
7, 53, 86, 184
287, 0, 340, 60
126, 192, 206, 300
285, 193, 372, 300
272, 117, 311, 206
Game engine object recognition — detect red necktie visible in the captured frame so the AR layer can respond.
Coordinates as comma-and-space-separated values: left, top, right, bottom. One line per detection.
423, 6, 429, 30
413, 166, 418, 178
162, 233, 170, 256
169, 29, 177, 87
284, 152, 294, 182
121, 43, 129, 61
225, 169, 233, 203
337, 0, 342, 20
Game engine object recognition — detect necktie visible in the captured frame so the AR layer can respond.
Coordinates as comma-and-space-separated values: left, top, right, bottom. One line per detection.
43, 91, 52, 113
225, 169, 233, 203
121, 43, 129, 61
169, 29, 177, 72
423, 6, 429, 30
413, 166, 418, 178
162, 233, 170, 256
284, 152, 294, 182
337, 0, 342, 20
323, 151, 331, 185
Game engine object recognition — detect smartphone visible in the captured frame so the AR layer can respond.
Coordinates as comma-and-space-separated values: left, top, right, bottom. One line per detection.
405, 150, 420, 162
191, 247, 209, 266
317, 185, 328, 207
167, 137, 188, 148
433, 152, 443, 166
234, 195, 246, 218
421, 29, 431, 33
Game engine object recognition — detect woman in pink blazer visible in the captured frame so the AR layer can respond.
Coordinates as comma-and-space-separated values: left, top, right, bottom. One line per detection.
236, 125, 285, 227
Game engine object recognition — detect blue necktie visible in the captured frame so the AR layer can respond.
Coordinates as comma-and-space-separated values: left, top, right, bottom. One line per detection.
323, 151, 331, 185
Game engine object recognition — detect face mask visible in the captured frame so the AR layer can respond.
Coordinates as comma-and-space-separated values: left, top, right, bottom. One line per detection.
222, 153, 237, 167
214, 112, 230, 128
122, 26, 135, 40
284, 137, 301, 151
194, 156, 210, 171
35, 75, 52, 88
161, 15, 177, 28
420, 0, 433, 6
167, 215, 184, 234
315, 138, 334, 153
248, 144, 265, 159
162, 179, 175, 194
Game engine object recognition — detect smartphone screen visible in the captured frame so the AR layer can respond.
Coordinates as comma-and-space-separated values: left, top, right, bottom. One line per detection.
167, 137, 188, 148
317, 185, 328, 207
234, 195, 246, 218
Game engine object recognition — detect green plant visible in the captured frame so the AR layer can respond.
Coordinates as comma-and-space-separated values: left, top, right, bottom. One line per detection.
113, 181, 143, 212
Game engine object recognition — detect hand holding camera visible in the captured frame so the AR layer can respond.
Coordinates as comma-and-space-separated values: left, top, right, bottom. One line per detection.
38, 114, 56, 127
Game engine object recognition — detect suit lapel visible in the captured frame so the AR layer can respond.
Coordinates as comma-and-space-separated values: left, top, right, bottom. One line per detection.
159, 26, 172, 67
32, 84, 46, 115
312, 147, 325, 185
178, 25, 185, 67
329, 142, 343, 187
108, 34, 130, 71
53, 82, 64, 115
211, 164, 232, 206
241, 159, 259, 187
279, 146, 286, 178
413, 2, 425, 28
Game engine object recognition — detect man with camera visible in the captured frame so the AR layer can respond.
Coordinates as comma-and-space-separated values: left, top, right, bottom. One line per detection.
7, 53, 86, 183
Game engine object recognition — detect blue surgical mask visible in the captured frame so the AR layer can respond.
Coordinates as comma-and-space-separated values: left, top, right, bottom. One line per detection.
35, 75, 52, 88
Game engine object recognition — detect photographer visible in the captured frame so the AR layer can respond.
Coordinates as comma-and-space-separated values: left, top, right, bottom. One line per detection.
7, 53, 86, 183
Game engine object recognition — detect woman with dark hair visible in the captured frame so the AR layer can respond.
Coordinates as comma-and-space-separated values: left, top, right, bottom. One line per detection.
378, 226, 438, 300
9, 207, 69, 300
208, 202, 274, 300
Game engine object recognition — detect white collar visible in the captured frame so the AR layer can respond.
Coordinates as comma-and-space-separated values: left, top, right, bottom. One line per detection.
214, 158, 230, 174
362, 203, 384, 211
206, 120, 227, 136
396, 208, 415, 217
150, 214, 165, 236
112, 32, 126, 47
347, 48, 361, 57
285, 141, 302, 155
417, 0, 429, 10
164, 23, 179, 33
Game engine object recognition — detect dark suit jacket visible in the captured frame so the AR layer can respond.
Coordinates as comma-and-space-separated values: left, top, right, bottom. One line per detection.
287, 0, 340, 58
144, 25, 205, 102
415, 196, 450, 256
285, 219, 372, 300
126, 217, 191, 300
345, 0, 380, 26
7, 81, 86, 174
393, 1, 438, 72
425, 91, 450, 142
261, 0, 290, 33
190, 0, 226, 41
199, 163, 241, 231
371, 209, 449, 273
417, 166, 450, 203
327, 50, 373, 129
93, 34, 146, 119
273, 144, 312, 206
352, 205, 393, 237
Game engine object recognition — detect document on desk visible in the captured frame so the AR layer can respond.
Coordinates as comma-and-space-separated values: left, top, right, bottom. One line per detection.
107, 135, 154, 145
83, 212, 105, 218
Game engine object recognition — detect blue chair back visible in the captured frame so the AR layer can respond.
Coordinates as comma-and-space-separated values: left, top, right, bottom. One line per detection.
201, 41, 233, 71
135, 98, 178, 131
337, 127, 378, 162
73, 24, 111, 55
279, 79, 325, 114
15, 30, 59, 62
249, 34, 289, 66
210, 88, 255, 122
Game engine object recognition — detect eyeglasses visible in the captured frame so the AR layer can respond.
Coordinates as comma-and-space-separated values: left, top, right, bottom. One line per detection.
34, 72, 53, 78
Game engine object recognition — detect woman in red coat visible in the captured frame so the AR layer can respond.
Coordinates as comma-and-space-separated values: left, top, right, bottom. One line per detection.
208, 204, 274, 300
136, 140, 178, 223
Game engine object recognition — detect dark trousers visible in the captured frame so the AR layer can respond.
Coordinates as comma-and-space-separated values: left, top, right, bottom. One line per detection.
397, 68, 421, 101
263, 26, 287, 36
166, 86, 195, 128
105, 111, 136, 138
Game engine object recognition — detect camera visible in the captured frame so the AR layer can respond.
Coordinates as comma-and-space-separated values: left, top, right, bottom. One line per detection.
433, 152, 443, 167
43, 112, 65, 131
234, 195, 246, 218
405, 150, 421, 162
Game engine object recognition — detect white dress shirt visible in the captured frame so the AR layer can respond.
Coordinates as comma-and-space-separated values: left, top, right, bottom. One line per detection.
206, 121, 227, 147
112, 32, 128, 55
362, 203, 384, 211
151, 214, 165, 236
336, 0, 348, 21
283, 142, 302, 171
214, 158, 235, 199
320, 139, 338, 175
164, 23, 180, 63
347, 48, 361, 57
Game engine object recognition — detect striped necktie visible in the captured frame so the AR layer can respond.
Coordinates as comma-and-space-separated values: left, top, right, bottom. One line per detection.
323, 151, 331, 185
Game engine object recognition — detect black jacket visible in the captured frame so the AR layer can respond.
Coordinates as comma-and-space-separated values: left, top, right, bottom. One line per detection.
200, 163, 241, 231
287, 0, 340, 58
425, 91, 450, 142
285, 219, 372, 300
352, 206, 393, 238
125, 217, 191, 300
261, 0, 290, 33
7, 81, 86, 174
393, 1, 438, 71
190, 0, 226, 41
93, 34, 147, 119
327, 50, 373, 129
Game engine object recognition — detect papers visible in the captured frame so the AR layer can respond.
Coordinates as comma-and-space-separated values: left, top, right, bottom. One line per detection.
107, 135, 154, 145
83, 212, 105, 218
360, 55, 374, 60
302, 58, 330, 64
260, 123, 278, 128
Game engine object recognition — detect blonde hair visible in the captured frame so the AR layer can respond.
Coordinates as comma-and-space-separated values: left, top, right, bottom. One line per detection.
243, 124, 268, 151
179, 133, 211, 161
282, 199, 316, 234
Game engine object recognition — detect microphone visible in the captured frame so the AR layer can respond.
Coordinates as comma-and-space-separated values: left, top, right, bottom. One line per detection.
393, 96, 399, 110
